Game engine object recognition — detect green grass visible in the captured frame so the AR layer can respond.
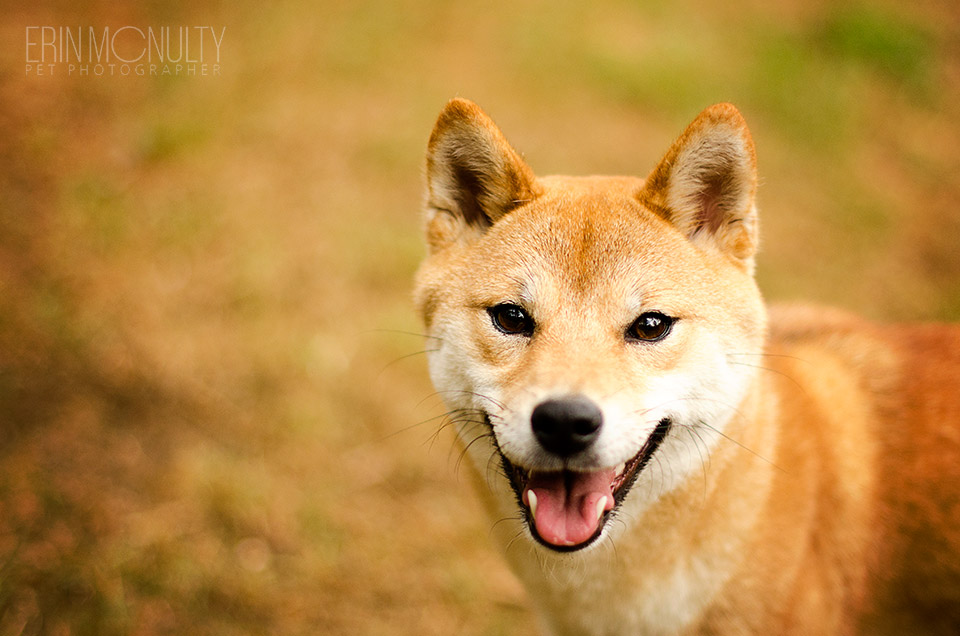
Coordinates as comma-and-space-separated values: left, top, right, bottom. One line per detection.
818, 3, 936, 89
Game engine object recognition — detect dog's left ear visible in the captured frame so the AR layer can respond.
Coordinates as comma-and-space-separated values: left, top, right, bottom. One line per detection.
423, 98, 540, 252
639, 103, 759, 269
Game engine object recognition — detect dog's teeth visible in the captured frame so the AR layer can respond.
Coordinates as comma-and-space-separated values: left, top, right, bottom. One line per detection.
615, 463, 626, 476
527, 490, 538, 519
595, 496, 608, 522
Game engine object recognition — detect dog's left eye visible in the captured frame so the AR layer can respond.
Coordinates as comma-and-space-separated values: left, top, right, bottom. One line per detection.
626, 312, 675, 342
488, 304, 534, 337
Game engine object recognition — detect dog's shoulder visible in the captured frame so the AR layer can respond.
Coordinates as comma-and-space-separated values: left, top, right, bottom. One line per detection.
767, 302, 960, 395
766, 302, 898, 397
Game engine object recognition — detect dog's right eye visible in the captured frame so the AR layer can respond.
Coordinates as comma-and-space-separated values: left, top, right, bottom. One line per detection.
488, 304, 534, 337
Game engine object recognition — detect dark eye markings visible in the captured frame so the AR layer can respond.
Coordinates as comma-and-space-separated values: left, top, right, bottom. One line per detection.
488, 305, 674, 342
488, 303, 534, 337
626, 312, 675, 343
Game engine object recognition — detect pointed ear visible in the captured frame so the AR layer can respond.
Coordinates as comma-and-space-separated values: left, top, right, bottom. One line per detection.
424, 99, 540, 251
638, 103, 759, 268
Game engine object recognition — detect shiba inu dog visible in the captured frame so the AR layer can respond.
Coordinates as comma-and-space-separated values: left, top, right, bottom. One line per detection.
413, 98, 960, 635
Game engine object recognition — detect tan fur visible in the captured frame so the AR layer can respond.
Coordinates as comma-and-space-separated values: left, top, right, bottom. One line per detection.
414, 99, 960, 635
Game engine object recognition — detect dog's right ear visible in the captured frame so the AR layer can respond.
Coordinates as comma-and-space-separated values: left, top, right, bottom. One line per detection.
424, 99, 540, 252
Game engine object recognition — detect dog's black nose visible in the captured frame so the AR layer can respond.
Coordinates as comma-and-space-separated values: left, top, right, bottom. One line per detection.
531, 396, 603, 457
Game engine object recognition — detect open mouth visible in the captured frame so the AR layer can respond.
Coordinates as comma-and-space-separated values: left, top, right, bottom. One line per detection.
495, 418, 672, 552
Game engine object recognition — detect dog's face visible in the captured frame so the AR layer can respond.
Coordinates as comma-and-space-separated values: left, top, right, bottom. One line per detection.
415, 100, 766, 552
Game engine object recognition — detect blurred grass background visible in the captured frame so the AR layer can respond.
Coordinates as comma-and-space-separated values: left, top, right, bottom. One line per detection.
1, 0, 959, 634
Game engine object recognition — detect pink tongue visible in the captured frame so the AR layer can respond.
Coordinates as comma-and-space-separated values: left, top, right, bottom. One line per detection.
525, 470, 616, 547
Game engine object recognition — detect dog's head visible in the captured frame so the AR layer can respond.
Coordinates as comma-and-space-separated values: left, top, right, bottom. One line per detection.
414, 99, 766, 552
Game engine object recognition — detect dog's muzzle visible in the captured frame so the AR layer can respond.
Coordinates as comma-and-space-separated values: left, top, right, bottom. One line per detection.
491, 396, 672, 551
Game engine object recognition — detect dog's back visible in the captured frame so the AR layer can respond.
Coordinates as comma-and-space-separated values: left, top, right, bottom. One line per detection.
756, 307, 960, 634
873, 323, 960, 633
